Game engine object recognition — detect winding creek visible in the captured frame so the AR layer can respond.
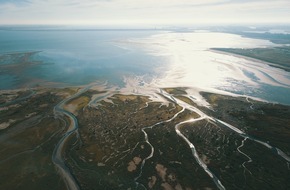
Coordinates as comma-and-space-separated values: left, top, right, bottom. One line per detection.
51, 84, 290, 189
52, 86, 93, 190
1, 28, 290, 190
131, 89, 290, 189
51, 83, 119, 190
1, 82, 289, 189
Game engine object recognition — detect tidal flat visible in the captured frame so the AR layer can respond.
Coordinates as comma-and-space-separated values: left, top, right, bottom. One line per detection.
212, 46, 290, 72
1, 28, 290, 190
0, 86, 289, 190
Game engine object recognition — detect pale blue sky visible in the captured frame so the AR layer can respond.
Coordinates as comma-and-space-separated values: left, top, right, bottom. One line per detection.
0, 0, 289, 25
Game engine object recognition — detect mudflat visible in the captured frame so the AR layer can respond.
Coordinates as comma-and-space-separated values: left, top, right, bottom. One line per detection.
1, 86, 289, 189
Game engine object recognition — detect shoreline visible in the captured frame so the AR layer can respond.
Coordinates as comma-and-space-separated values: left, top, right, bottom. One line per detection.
210, 48, 290, 72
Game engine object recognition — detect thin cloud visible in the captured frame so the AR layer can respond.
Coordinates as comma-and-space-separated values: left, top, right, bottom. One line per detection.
0, 0, 289, 25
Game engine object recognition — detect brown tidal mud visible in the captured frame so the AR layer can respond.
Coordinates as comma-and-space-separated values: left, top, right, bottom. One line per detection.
0, 87, 290, 190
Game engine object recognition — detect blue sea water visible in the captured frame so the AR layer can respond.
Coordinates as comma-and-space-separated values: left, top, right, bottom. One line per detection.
0, 27, 165, 89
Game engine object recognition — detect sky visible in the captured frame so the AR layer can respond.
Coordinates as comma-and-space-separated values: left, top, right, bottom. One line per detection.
0, 0, 290, 26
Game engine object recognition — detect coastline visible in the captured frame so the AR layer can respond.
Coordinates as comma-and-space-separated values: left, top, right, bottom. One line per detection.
1, 28, 290, 189
210, 48, 290, 72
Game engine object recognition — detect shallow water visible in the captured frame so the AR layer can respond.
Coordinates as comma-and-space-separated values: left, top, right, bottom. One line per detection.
1, 28, 290, 105
0, 29, 166, 88
127, 32, 290, 105
1, 28, 290, 190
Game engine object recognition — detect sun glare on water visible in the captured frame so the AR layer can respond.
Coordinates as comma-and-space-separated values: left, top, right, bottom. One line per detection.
129, 32, 289, 90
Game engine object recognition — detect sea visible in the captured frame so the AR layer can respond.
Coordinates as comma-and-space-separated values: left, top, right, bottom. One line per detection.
1, 26, 290, 105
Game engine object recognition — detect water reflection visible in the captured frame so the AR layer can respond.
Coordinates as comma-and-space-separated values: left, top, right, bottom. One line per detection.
1, 30, 290, 104
126, 32, 290, 105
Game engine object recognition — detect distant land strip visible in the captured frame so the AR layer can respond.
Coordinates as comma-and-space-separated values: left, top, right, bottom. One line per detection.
212, 47, 290, 72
